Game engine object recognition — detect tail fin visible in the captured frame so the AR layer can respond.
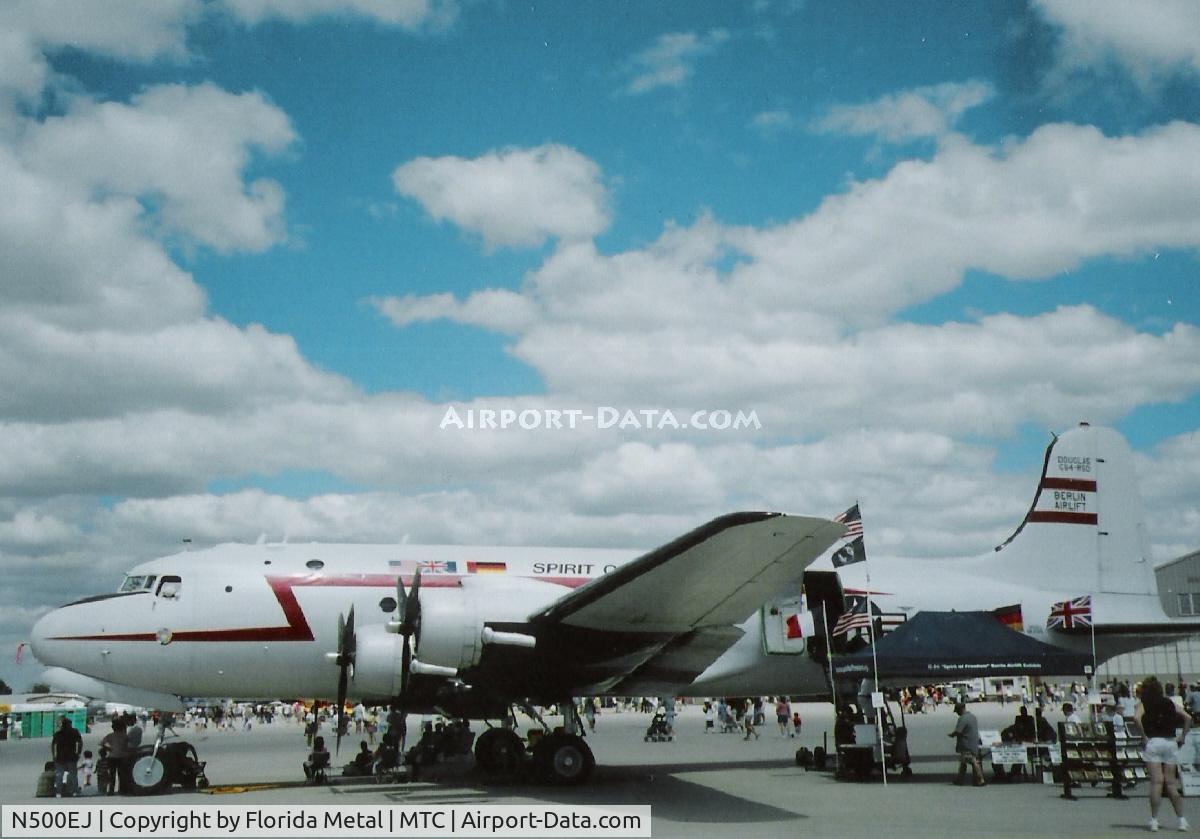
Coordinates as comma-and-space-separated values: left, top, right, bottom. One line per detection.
990, 423, 1155, 596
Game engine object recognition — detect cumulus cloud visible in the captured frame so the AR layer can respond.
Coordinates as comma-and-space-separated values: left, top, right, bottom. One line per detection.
392, 145, 610, 249
813, 80, 996, 142
21, 84, 295, 254
625, 29, 731, 95
726, 122, 1200, 324
375, 125, 1200, 447
0, 1, 198, 103
1034, 0, 1200, 88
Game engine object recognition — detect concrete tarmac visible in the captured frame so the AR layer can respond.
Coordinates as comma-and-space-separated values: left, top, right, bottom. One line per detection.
0, 702, 1171, 838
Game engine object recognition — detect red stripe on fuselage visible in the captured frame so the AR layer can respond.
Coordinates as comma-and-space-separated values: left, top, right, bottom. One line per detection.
1041, 477, 1097, 492
49, 573, 586, 643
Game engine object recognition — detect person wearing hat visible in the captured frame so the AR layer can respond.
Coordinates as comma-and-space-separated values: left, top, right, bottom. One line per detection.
949, 701, 986, 787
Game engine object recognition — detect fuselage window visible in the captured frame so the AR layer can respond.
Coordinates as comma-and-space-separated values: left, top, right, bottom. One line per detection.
306, 559, 325, 571
156, 575, 183, 599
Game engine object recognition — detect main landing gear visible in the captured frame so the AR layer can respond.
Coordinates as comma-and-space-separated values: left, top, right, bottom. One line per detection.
474, 702, 595, 785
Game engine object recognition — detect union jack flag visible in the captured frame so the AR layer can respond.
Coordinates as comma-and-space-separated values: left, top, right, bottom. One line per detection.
1046, 595, 1092, 631
833, 504, 864, 540
418, 560, 457, 574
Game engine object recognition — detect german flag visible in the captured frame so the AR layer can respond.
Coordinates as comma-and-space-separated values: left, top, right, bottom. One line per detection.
992, 603, 1024, 632
467, 561, 507, 574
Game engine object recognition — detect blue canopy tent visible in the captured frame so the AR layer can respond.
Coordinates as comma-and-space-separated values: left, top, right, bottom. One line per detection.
831, 611, 1093, 681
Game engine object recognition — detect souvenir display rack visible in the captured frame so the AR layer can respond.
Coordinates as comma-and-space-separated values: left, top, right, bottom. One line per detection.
1058, 719, 1145, 801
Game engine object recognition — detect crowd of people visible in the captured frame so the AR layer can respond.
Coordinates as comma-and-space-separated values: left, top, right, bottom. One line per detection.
39, 676, 1200, 827
938, 676, 1197, 834
700, 697, 802, 740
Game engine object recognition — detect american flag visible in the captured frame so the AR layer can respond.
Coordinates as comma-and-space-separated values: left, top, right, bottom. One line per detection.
1046, 595, 1092, 631
832, 597, 872, 637
832, 610, 873, 637
833, 504, 864, 541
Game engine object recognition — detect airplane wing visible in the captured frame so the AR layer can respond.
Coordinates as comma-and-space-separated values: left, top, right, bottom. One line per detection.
529, 512, 845, 633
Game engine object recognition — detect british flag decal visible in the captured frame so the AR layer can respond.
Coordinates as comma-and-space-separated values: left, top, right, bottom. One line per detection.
1046, 595, 1092, 631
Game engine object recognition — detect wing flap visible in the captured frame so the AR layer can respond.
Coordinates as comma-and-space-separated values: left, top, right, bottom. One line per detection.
530, 512, 844, 633
608, 626, 744, 695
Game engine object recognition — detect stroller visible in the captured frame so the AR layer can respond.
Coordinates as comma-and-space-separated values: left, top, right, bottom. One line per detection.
644, 710, 674, 742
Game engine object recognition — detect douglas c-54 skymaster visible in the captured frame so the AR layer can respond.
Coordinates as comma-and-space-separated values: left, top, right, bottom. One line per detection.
30, 511, 846, 784
28, 423, 1198, 785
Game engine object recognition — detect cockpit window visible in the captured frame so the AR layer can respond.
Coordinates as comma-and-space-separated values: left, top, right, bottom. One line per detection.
118, 575, 157, 593
156, 575, 182, 599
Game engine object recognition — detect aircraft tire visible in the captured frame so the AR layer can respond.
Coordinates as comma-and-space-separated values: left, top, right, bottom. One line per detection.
533, 733, 594, 786
129, 752, 171, 796
475, 729, 525, 776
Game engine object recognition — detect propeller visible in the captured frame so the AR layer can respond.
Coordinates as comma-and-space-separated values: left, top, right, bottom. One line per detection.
333, 606, 356, 754
391, 568, 422, 756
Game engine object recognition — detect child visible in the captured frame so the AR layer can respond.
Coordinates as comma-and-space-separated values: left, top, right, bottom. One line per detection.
96, 746, 114, 796
77, 750, 95, 794
792, 711, 802, 739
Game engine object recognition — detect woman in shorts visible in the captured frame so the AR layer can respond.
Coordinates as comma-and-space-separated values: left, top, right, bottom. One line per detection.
1138, 676, 1191, 832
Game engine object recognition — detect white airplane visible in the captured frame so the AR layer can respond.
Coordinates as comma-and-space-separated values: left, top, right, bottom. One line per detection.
811, 422, 1200, 668
26, 421, 1196, 785
29, 511, 846, 784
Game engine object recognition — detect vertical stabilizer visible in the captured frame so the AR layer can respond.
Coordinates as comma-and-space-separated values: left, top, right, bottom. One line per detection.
990, 423, 1155, 596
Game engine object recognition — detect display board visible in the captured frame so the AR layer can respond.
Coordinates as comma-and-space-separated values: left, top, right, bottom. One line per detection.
1059, 719, 1144, 801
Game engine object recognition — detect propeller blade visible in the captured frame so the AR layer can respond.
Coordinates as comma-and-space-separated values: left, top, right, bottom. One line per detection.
344, 606, 356, 677
333, 607, 357, 755
335, 668, 348, 754
395, 576, 407, 628
405, 568, 422, 639
395, 571, 422, 762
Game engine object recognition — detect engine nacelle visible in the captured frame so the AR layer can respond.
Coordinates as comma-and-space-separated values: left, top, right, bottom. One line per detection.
417, 576, 564, 670
349, 576, 566, 696
351, 624, 404, 698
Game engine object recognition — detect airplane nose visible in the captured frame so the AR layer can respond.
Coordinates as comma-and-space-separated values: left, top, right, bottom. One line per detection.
30, 608, 58, 663
30, 606, 73, 668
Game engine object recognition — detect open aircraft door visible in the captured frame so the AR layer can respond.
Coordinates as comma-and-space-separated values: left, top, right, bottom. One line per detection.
762, 594, 807, 654
761, 569, 846, 655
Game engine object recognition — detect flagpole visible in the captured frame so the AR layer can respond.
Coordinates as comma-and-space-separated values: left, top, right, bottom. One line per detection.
1089, 593, 1098, 707
822, 607, 837, 709
860, 502, 887, 786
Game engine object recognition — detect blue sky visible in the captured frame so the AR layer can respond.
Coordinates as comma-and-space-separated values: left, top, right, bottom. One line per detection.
54, 1, 1197, 405
2, 0, 1200, 689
